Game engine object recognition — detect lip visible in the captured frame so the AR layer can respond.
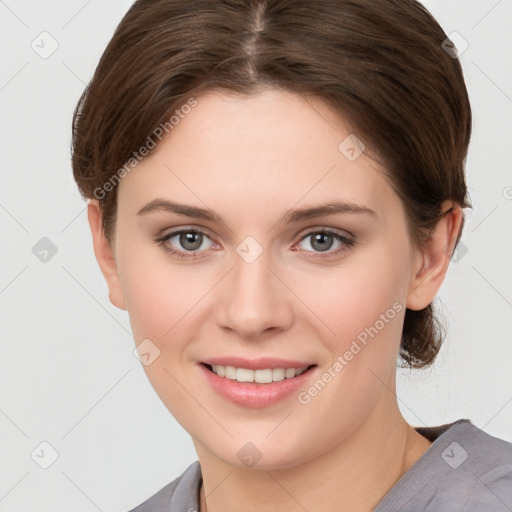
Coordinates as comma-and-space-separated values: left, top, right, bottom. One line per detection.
197, 362, 318, 408
200, 356, 315, 370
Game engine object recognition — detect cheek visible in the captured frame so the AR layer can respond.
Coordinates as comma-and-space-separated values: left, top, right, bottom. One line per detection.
120, 263, 171, 342
304, 252, 406, 338
116, 235, 206, 341
120, 229, 409, 352
288, 249, 408, 431
117, 242, 207, 418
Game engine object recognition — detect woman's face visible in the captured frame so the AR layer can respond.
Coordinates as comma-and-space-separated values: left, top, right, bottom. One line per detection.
98, 88, 431, 468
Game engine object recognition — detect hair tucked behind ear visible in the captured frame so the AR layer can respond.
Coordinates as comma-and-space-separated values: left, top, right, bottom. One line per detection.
71, 0, 472, 369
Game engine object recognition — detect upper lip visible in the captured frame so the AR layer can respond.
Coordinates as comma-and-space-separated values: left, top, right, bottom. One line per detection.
200, 357, 316, 370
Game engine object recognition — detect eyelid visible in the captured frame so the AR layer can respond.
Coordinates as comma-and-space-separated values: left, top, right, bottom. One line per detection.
156, 224, 215, 240
156, 225, 354, 258
156, 225, 219, 248
293, 227, 354, 258
296, 225, 354, 241
156, 224, 353, 242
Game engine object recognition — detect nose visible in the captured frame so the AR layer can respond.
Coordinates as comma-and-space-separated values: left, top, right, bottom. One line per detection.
215, 248, 294, 340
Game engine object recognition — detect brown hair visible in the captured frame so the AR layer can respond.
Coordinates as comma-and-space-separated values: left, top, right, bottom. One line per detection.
71, 0, 472, 369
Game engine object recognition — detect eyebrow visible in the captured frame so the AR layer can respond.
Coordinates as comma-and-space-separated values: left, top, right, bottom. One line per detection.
137, 198, 377, 223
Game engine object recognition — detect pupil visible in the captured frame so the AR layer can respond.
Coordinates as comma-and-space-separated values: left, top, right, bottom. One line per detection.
177, 232, 334, 252
181, 232, 202, 251
312, 233, 333, 252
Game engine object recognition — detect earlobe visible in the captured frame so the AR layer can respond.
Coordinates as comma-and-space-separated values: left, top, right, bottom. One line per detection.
87, 199, 127, 311
406, 201, 463, 311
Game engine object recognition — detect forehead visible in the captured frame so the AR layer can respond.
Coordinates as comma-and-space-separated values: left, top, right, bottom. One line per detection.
117, 89, 398, 222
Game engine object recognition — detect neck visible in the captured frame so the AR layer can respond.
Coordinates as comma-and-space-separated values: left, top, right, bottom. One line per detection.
196, 397, 432, 512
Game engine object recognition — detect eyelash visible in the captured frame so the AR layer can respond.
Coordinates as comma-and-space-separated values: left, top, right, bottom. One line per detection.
155, 227, 355, 260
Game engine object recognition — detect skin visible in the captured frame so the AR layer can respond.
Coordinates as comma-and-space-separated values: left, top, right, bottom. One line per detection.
88, 88, 462, 512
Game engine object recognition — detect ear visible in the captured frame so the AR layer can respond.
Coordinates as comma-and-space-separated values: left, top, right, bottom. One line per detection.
87, 199, 127, 311
406, 201, 463, 311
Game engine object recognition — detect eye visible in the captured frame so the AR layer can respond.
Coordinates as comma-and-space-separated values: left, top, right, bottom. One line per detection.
156, 227, 354, 260
156, 228, 216, 258
295, 229, 354, 257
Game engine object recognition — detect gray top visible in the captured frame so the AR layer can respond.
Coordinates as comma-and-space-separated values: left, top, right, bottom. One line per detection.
127, 419, 512, 511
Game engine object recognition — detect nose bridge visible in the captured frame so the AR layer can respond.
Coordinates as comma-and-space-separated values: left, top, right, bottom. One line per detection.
217, 239, 292, 337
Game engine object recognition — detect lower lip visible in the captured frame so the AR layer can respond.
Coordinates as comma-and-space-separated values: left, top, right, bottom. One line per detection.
198, 363, 317, 408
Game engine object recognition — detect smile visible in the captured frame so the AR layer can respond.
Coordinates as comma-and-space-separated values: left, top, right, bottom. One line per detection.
206, 364, 313, 383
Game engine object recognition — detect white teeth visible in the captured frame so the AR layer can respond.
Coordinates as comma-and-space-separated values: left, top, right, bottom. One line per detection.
285, 368, 296, 379
272, 368, 285, 381
236, 368, 255, 382
210, 364, 309, 383
225, 366, 237, 379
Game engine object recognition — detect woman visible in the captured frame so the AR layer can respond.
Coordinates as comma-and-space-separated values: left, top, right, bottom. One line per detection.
71, 0, 512, 510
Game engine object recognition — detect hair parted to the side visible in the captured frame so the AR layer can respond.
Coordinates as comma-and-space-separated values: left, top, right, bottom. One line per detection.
71, 0, 472, 369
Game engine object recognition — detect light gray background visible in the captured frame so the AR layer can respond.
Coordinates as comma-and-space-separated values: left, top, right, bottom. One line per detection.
1, 1, 511, 511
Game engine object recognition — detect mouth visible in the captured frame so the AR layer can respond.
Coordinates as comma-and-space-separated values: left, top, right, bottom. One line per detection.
198, 361, 319, 408
200, 362, 317, 384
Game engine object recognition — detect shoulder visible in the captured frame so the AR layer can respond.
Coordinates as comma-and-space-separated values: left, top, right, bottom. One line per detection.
452, 421, 512, 511
428, 419, 512, 510
376, 419, 512, 512
125, 461, 202, 512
